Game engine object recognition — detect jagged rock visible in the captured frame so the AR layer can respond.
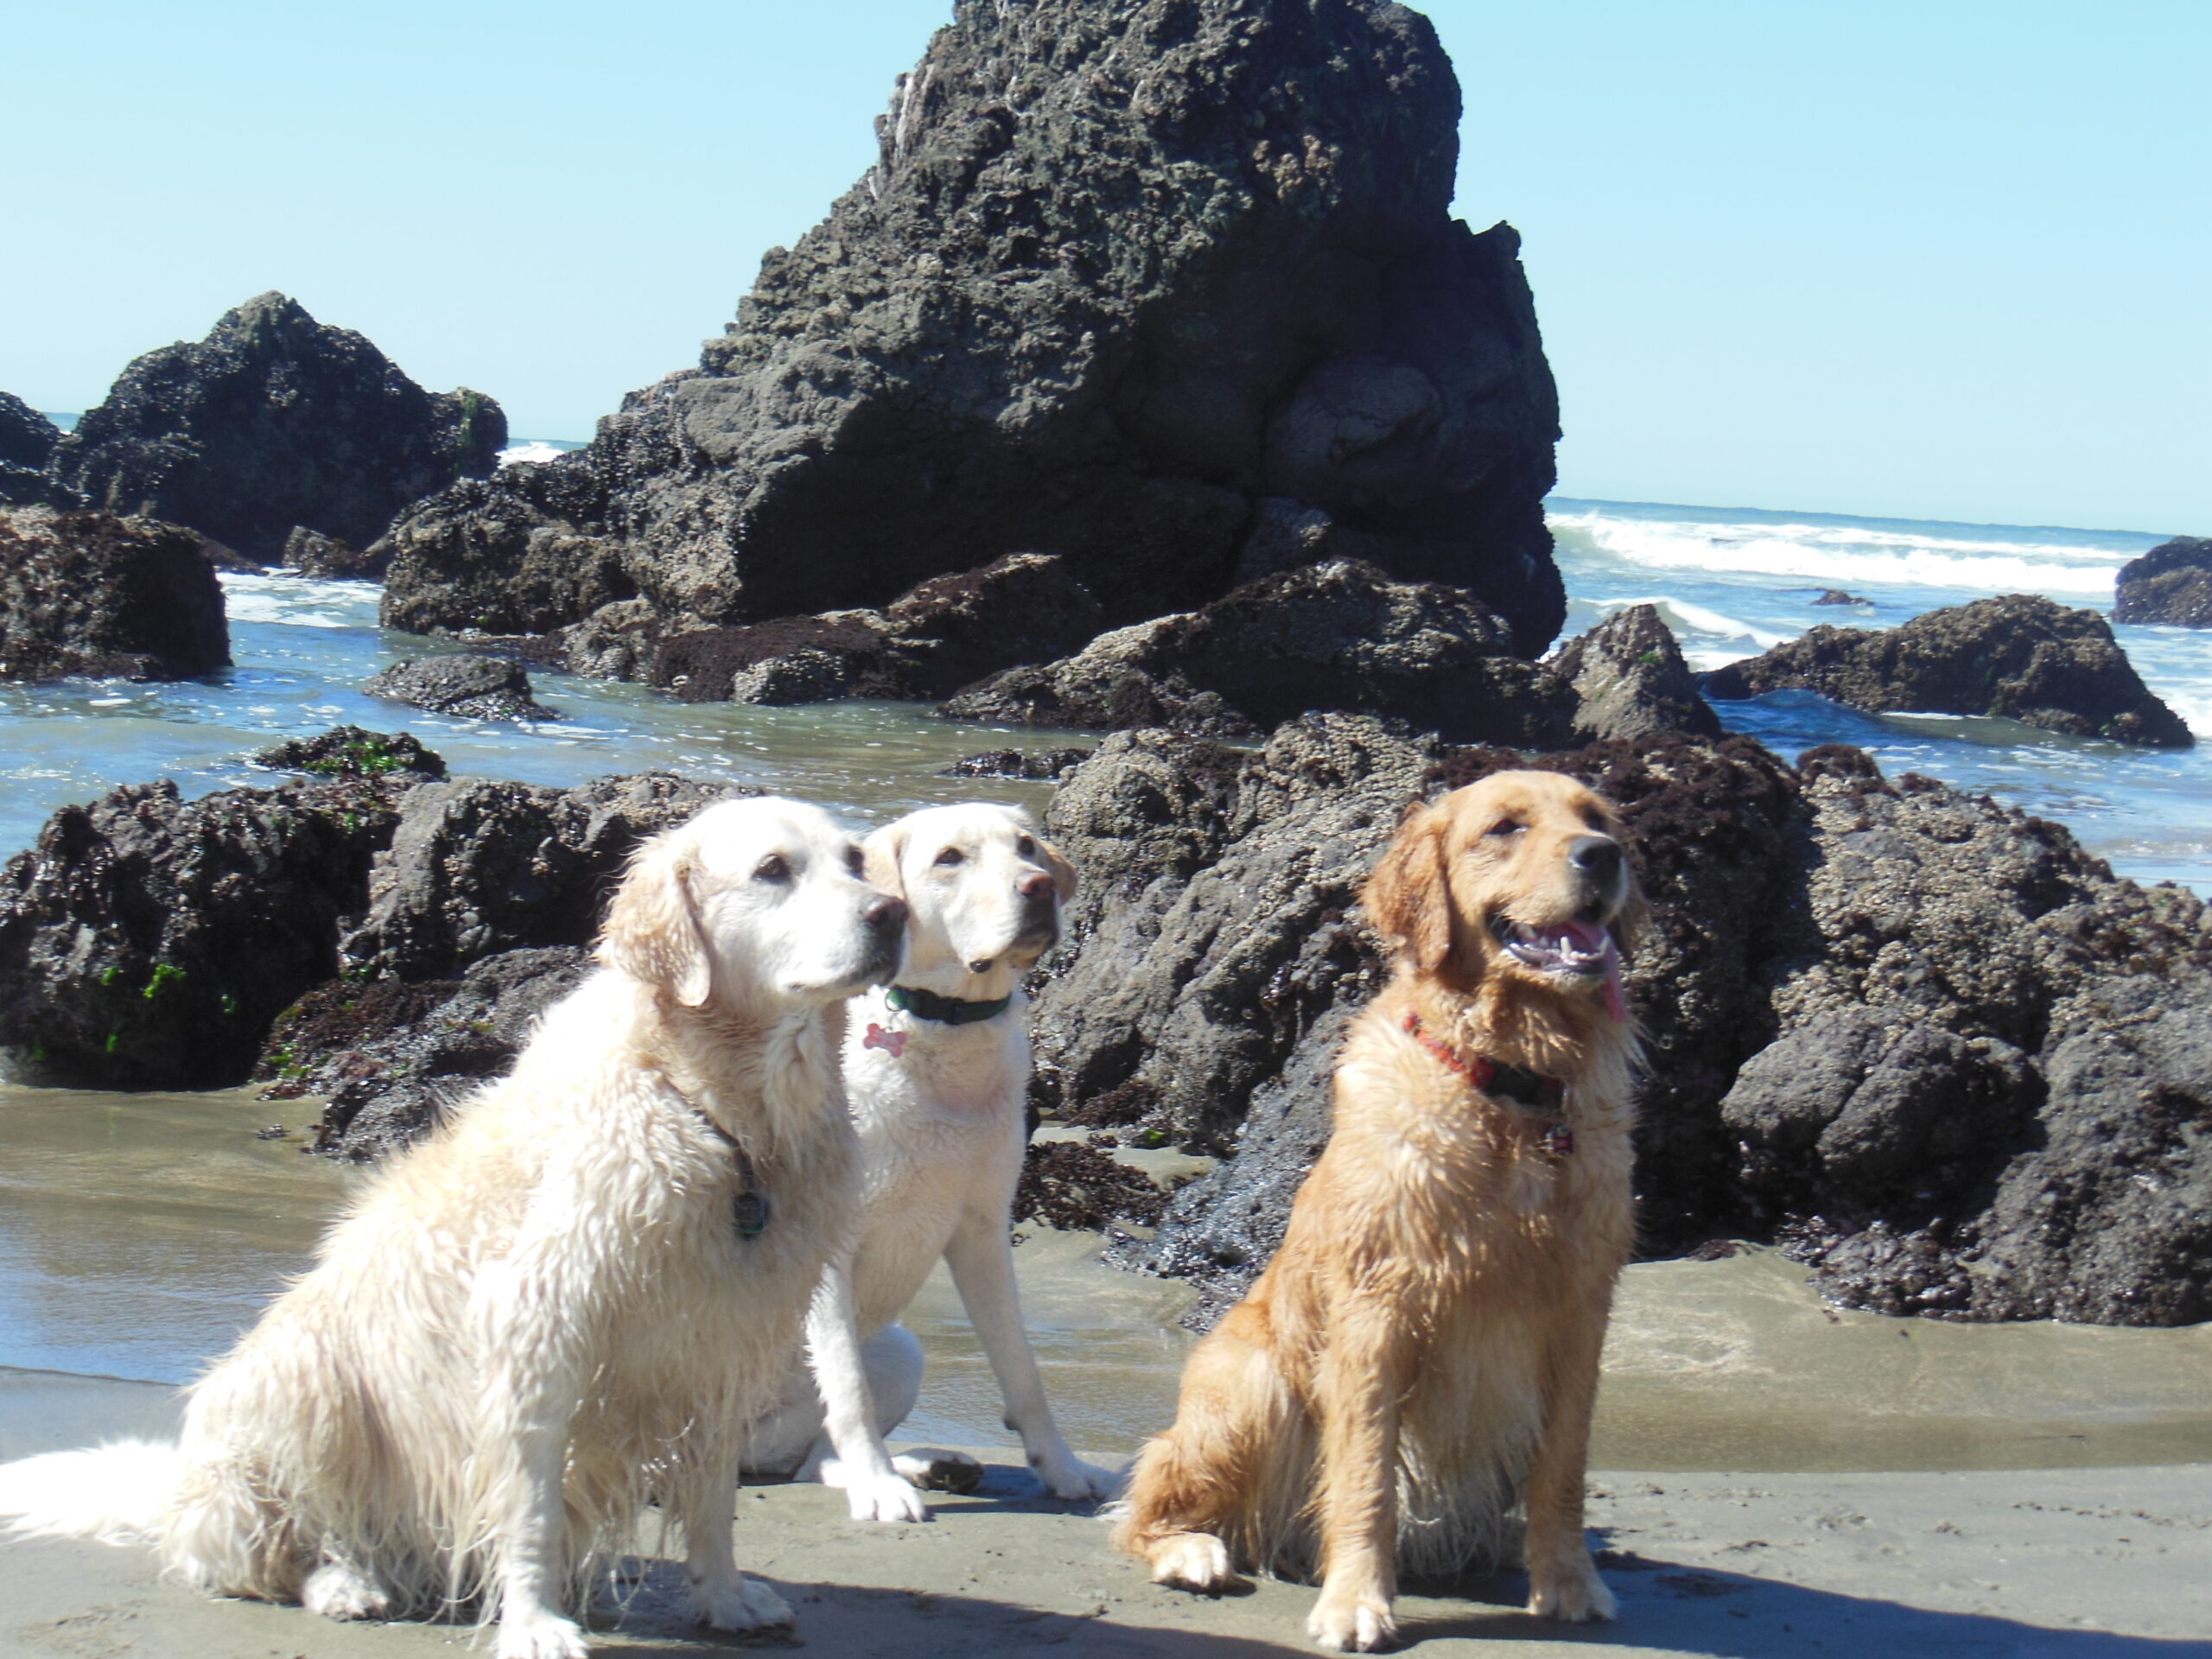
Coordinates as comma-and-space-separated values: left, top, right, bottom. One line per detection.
0, 394, 65, 507
2113, 536, 2212, 628
0, 506, 230, 681
380, 0, 1561, 652
1814, 588, 1870, 607
943, 559, 1573, 742
281, 525, 382, 580
0, 775, 408, 1088
255, 946, 593, 1161
365, 654, 556, 721
251, 726, 448, 780
942, 747, 1095, 779
338, 773, 753, 982
1548, 603, 1723, 741
546, 598, 662, 681
1701, 594, 2192, 748
51, 293, 506, 563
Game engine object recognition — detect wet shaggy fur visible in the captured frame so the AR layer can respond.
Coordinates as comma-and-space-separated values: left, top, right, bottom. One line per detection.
1113, 771, 1644, 1653
0, 797, 907, 1659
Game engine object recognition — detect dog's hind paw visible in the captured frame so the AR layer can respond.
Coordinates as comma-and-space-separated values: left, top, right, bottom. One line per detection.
1147, 1530, 1246, 1594
892, 1449, 984, 1495
495, 1607, 591, 1659
696, 1573, 794, 1632
302, 1558, 392, 1621
1306, 1586, 1397, 1652
1528, 1560, 1617, 1622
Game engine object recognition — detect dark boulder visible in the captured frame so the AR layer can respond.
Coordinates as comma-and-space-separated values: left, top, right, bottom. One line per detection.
1813, 588, 1870, 607
2113, 536, 2212, 629
365, 654, 556, 721
256, 946, 594, 1161
338, 773, 752, 982
943, 747, 1095, 779
0, 775, 408, 1088
381, 0, 1561, 652
52, 293, 506, 563
0, 394, 64, 507
0, 507, 230, 681
251, 726, 448, 781
1701, 594, 2192, 748
376, 474, 633, 637
943, 560, 1574, 743
1547, 603, 1723, 741
282, 525, 382, 581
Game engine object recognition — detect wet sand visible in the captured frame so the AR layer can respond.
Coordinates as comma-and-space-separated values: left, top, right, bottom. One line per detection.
3, 1083, 2210, 1652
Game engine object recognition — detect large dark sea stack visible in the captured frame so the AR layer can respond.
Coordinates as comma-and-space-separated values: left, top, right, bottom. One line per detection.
380, 0, 1562, 651
2113, 536, 2212, 628
52, 294, 506, 564
0, 394, 65, 506
1702, 594, 2193, 748
0, 507, 230, 681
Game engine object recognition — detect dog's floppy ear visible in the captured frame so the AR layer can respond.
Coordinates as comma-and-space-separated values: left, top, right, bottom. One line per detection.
600, 834, 714, 1007
862, 823, 909, 899
1033, 831, 1078, 902
1363, 799, 1452, 974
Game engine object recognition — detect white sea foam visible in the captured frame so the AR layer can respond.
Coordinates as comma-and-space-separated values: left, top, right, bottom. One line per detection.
498, 440, 580, 467
218, 572, 381, 630
1552, 508, 2122, 597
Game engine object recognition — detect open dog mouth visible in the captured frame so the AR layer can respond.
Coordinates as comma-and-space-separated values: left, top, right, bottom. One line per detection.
1489, 914, 1630, 1022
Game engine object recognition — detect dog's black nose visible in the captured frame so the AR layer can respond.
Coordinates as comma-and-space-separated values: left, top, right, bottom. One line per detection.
1567, 836, 1623, 884
864, 895, 908, 933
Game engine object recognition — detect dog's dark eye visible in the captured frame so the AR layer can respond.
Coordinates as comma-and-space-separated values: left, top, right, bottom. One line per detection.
934, 846, 965, 868
1485, 819, 1525, 839
753, 855, 791, 884
1015, 835, 1036, 858
845, 845, 865, 876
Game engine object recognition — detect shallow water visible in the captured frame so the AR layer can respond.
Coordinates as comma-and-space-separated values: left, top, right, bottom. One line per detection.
3, 1085, 2205, 1474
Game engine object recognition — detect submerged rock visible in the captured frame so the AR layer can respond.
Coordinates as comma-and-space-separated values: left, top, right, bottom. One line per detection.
52, 293, 506, 563
381, 0, 1561, 652
365, 654, 556, 721
1701, 594, 2192, 748
1546, 602, 1722, 742
2113, 536, 2212, 629
943, 559, 1573, 743
943, 747, 1095, 780
0, 506, 230, 682
251, 726, 448, 780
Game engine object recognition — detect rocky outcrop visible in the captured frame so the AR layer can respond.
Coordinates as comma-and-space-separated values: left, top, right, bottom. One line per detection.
251, 726, 448, 780
281, 525, 384, 581
365, 654, 556, 721
1034, 721, 2212, 1329
0, 507, 230, 681
257, 946, 593, 1160
943, 747, 1095, 779
1701, 594, 2193, 748
652, 553, 1105, 704
0, 775, 409, 1088
337, 772, 749, 982
1547, 602, 1722, 741
0, 395, 65, 507
942, 559, 1574, 743
52, 293, 506, 563
380, 0, 1561, 653
2113, 537, 2212, 629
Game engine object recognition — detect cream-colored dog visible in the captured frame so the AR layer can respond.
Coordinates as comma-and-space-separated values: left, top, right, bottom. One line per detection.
743, 802, 1117, 1510
0, 796, 907, 1659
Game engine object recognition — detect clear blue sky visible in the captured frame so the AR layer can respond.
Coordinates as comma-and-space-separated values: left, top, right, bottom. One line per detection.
4, 1, 2204, 533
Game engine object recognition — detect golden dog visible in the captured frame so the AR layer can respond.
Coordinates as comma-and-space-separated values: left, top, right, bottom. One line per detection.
1114, 770, 1643, 1652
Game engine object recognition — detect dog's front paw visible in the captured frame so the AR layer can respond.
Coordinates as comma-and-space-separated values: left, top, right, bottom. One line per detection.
302, 1559, 391, 1621
1034, 1452, 1120, 1503
844, 1470, 931, 1524
1528, 1554, 1617, 1623
891, 1449, 985, 1494
1306, 1585, 1397, 1652
1147, 1530, 1246, 1594
495, 1606, 591, 1659
694, 1573, 794, 1632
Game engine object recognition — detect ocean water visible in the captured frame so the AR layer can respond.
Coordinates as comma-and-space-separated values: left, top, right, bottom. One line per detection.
0, 499, 2204, 894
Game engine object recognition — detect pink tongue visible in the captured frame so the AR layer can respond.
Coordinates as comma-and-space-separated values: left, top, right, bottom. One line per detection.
1545, 920, 1629, 1022
1555, 919, 1611, 956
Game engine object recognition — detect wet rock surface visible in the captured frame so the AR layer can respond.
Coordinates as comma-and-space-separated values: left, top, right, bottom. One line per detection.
364, 653, 556, 721
1548, 601, 1723, 741
2113, 536, 2212, 628
51, 293, 505, 563
251, 726, 448, 780
0, 507, 231, 682
1701, 594, 2193, 747
943, 559, 1573, 743
943, 747, 1096, 780
0, 394, 66, 507
380, 0, 1561, 653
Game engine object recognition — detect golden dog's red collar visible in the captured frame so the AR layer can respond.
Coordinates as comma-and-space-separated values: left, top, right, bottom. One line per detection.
1402, 1011, 1571, 1146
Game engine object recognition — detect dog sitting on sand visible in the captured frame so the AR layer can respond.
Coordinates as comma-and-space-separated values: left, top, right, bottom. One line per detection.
1113, 770, 1644, 1652
0, 796, 907, 1659
743, 802, 1118, 1510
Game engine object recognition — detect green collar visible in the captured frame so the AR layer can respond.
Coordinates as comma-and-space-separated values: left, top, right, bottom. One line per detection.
886, 983, 1013, 1026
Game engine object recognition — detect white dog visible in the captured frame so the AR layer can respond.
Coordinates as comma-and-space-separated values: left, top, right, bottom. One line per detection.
0, 796, 907, 1659
743, 803, 1118, 1512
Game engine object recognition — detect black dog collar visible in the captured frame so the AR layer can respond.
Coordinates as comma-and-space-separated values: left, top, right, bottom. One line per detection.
886, 984, 1013, 1026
